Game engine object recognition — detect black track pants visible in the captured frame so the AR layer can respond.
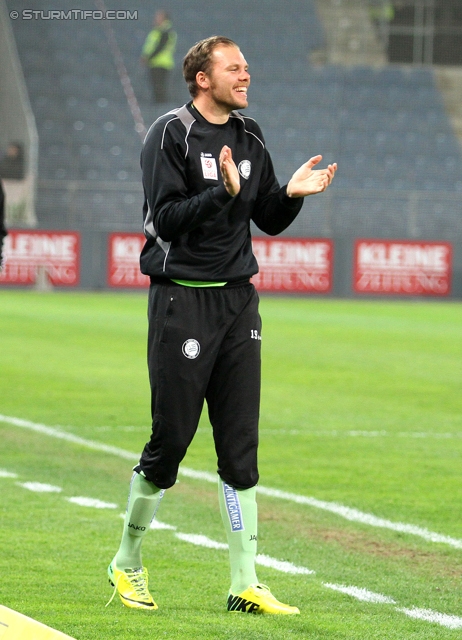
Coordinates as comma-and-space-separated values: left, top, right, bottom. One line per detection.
138, 282, 262, 490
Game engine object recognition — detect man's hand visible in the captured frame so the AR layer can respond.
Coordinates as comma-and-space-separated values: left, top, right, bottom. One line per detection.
287, 155, 337, 198
219, 145, 240, 197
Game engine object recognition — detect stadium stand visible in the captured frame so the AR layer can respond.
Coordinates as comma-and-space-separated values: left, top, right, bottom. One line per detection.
0, 0, 37, 227
4, 0, 462, 242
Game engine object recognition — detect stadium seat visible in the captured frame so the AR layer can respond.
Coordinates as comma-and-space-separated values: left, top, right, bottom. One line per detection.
5, 0, 462, 238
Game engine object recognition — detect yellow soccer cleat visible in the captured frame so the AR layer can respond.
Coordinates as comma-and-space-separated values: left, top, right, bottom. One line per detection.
106, 560, 158, 610
227, 583, 300, 615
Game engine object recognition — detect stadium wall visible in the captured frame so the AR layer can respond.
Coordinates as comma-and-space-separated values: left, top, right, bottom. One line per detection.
1, 228, 461, 300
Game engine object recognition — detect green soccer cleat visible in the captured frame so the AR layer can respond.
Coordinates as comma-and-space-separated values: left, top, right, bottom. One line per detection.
106, 559, 158, 610
227, 583, 300, 615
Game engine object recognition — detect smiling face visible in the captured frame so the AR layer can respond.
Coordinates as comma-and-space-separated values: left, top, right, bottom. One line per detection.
198, 45, 250, 118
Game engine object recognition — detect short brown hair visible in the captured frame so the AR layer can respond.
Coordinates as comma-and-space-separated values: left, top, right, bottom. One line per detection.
183, 36, 239, 97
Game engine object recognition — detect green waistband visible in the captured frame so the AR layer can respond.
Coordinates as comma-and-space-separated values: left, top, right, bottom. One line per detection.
171, 279, 227, 288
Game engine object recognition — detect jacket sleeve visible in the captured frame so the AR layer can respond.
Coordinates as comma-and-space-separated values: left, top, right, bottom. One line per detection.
251, 145, 304, 236
141, 121, 233, 242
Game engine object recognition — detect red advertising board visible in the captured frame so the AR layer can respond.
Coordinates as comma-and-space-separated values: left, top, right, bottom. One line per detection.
0, 230, 80, 286
354, 240, 452, 296
108, 232, 150, 288
251, 238, 333, 293
107, 234, 334, 292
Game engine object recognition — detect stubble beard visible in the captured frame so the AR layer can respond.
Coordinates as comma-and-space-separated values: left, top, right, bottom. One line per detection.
210, 82, 248, 114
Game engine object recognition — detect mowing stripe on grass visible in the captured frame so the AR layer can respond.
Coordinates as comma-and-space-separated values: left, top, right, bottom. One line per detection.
2, 414, 462, 550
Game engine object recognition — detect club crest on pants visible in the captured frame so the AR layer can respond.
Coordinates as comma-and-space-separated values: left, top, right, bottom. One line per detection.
182, 338, 200, 359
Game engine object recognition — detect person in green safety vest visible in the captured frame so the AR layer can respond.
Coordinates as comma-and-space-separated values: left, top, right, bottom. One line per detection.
141, 10, 177, 104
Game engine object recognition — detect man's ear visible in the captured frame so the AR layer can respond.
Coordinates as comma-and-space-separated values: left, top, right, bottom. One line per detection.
196, 71, 209, 90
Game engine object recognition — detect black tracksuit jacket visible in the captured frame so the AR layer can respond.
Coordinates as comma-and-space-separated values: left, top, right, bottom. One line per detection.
140, 101, 304, 283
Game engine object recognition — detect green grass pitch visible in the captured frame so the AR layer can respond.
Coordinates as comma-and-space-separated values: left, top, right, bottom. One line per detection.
0, 290, 461, 639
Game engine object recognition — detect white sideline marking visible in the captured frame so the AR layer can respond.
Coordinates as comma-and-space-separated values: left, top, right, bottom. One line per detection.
178, 467, 216, 483
67, 497, 118, 509
168, 528, 462, 630
18, 482, 62, 493
150, 514, 177, 531
118, 512, 177, 530
2, 414, 462, 550
323, 583, 396, 604
0, 415, 138, 461
0, 469, 18, 478
397, 607, 462, 630
255, 485, 462, 550
198, 428, 462, 439
174, 533, 315, 574
8, 465, 462, 631
257, 429, 462, 439
150, 519, 177, 531
324, 585, 462, 628
176, 533, 228, 550
256, 554, 315, 575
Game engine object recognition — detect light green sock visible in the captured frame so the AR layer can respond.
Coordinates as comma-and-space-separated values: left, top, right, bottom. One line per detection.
218, 479, 259, 594
114, 471, 164, 570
